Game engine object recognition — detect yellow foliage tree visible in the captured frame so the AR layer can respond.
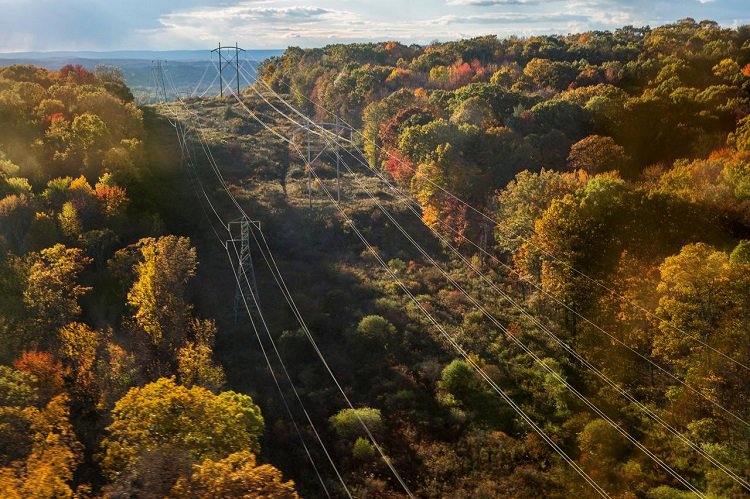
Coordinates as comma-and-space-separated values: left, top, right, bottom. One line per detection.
171, 451, 299, 499
127, 236, 197, 349
101, 378, 263, 482
0, 395, 82, 498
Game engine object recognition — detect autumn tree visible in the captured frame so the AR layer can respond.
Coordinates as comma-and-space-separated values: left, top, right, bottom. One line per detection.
523, 58, 578, 90
101, 377, 264, 492
23, 244, 91, 337
171, 451, 299, 499
127, 236, 197, 352
649, 242, 750, 445
0, 395, 82, 498
57, 322, 101, 399
13, 351, 65, 405
567, 135, 630, 175
654, 243, 729, 372
411, 143, 488, 245
530, 174, 632, 331
496, 169, 586, 258
94, 341, 141, 410
177, 319, 226, 393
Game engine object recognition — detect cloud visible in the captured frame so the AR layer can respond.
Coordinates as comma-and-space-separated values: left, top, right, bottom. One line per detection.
0, 0, 211, 51
163, 4, 340, 24
146, 3, 368, 48
445, 0, 541, 5
431, 13, 589, 25
143, 3, 614, 48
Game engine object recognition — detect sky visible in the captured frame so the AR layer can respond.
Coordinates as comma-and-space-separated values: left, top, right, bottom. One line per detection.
0, 0, 747, 52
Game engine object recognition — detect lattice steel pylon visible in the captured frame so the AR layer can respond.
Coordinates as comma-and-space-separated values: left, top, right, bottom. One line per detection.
228, 216, 261, 324
292, 120, 355, 208
212, 42, 246, 98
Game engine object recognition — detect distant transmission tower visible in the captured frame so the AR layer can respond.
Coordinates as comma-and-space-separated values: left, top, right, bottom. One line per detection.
212, 42, 246, 97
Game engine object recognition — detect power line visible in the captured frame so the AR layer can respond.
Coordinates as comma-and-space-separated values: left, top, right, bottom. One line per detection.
226, 240, 333, 498
227, 237, 351, 498
161, 60, 417, 498
154, 61, 350, 497
301, 134, 711, 495
190, 60, 212, 97
343, 140, 750, 432
264, 69, 749, 487
247, 207, 416, 498
217, 86, 610, 497
302, 159, 613, 498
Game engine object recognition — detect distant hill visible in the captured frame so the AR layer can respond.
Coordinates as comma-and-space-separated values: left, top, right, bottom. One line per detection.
0, 49, 282, 62
0, 49, 284, 102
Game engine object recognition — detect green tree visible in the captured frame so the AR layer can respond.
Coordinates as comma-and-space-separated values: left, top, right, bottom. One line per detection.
351, 437, 376, 461
58, 201, 81, 238
0, 365, 38, 407
439, 359, 511, 429
729, 240, 750, 265
728, 115, 750, 151
0, 194, 33, 252
356, 315, 396, 345
450, 96, 492, 126
578, 418, 630, 491
329, 407, 384, 440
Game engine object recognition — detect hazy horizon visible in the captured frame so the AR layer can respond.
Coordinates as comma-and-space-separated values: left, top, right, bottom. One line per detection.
0, 49, 283, 61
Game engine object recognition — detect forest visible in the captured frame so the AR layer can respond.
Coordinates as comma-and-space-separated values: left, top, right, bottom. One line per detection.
1, 17, 750, 498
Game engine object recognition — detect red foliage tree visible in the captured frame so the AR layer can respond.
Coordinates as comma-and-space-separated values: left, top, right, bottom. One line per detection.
384, 150, 416, 185
13, 350, 66, 403
95, 184, 129, 218
450, 62, 474, 88
45, 112, 66, 126
58, 64, 94, 84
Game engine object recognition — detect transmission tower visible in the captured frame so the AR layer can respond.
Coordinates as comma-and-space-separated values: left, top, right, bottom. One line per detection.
228, 216, 261, 324
212, 42, 246, 97
292, 120, 354, 208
